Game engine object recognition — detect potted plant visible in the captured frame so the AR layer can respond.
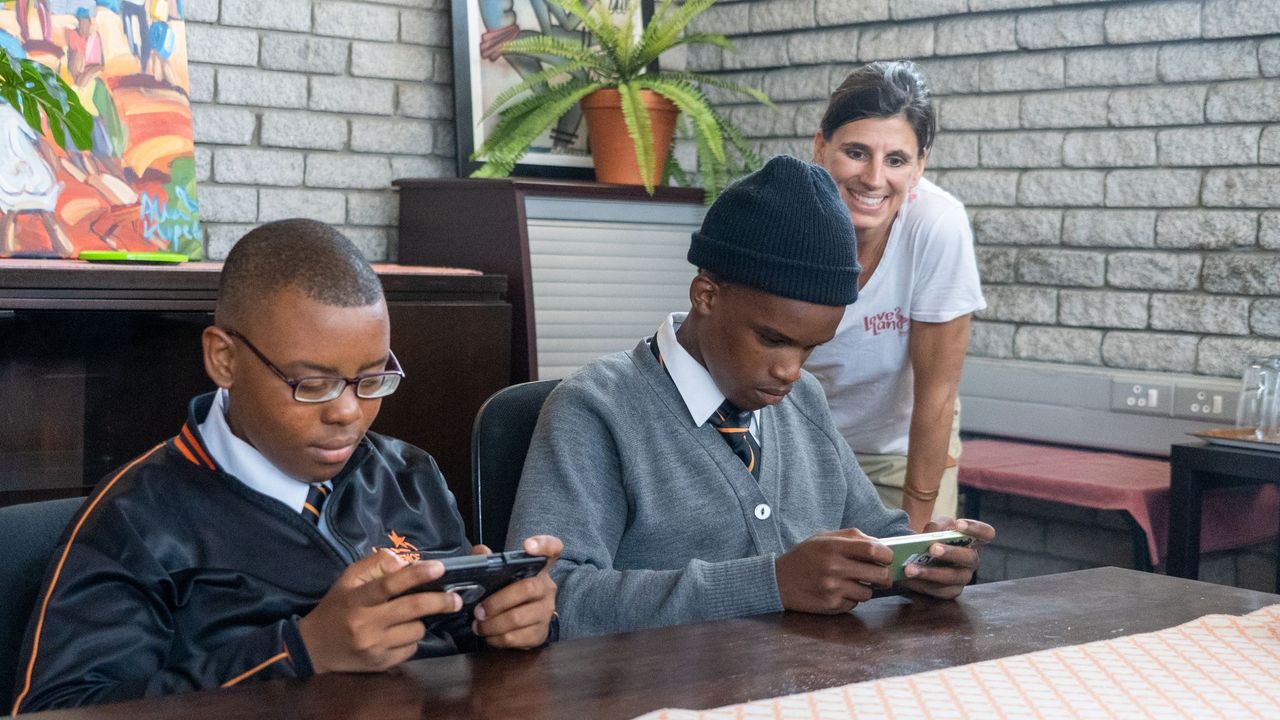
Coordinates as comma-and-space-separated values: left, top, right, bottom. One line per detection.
0, 48, 93, 152
470, 0, 771, 200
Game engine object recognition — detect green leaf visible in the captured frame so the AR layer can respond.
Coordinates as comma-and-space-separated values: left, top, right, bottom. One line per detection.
498, 34, 597, 65
716, 112, 762, 171
661, 136, 690, 188
636, 77, 724, 163
651, 70, 773, 107
633, 0, 717, 69
480, 58, 593, 120
617, 81, 656, 193
546, 0, 626, 71
472, 79, 603, 177
0, 49, 94, 151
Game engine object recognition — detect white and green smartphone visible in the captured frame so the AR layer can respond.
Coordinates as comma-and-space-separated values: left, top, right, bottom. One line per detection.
880, 530, 975, 582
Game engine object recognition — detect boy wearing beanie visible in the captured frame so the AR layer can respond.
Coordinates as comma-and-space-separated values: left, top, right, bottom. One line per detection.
507, 157, 993, 639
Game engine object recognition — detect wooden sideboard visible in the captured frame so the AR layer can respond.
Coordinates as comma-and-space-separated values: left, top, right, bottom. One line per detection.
396, 178, 705, 383
0, 260, 511, 535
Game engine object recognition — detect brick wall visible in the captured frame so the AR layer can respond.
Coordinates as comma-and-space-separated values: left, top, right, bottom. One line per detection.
185, 0, 454, 261
687, 0, 1280, 379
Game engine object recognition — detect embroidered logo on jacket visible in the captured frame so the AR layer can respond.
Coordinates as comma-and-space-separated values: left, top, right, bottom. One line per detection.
383, 530, 421, 562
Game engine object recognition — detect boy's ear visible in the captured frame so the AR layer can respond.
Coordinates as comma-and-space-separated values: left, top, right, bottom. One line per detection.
688, 271, 721, 318
202, 326, 236, 389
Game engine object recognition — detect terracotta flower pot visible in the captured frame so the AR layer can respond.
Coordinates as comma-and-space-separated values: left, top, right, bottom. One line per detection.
580, 88, 678, 187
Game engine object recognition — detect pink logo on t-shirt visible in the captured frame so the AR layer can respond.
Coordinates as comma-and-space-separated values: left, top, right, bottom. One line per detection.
864, 307, 910, 336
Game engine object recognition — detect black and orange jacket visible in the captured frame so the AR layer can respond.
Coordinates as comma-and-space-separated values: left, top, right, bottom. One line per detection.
11, 393, 474, 714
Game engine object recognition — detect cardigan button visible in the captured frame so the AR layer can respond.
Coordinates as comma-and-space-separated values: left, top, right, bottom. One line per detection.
754, 503, 771, 520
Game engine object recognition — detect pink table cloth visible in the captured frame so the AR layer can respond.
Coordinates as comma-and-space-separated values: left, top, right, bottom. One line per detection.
637, 604, 1280, 720
957, 439, 1279, 566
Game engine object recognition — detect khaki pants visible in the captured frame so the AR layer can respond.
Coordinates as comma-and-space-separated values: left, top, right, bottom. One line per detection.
854, 399, 962, 521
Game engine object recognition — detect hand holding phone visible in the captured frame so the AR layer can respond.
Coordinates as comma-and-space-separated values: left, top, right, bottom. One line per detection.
299, 549, 465, 674
775, 528, 895, 614
891, 519, 995, 600
879, 530, 975, 583
402, 551, 547, 629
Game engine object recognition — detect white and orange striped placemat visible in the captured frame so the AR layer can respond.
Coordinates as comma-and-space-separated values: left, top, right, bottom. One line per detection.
636, 604, 1280, 720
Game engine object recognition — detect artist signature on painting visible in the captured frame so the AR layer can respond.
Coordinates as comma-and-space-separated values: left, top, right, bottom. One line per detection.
140, 186, 199, 247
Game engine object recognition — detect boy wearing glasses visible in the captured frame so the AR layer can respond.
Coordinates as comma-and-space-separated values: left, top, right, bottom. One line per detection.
12, 219, 561, 713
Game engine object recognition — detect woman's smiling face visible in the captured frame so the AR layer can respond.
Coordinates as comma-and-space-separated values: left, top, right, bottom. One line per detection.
812, 115, 926, 242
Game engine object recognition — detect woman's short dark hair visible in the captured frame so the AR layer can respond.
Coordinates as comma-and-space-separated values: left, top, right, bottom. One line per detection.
819, 61, 937, 155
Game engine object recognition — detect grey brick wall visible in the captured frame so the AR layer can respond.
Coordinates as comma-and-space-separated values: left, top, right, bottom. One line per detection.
188, 0, 452, 260
689, 0, 1280, 379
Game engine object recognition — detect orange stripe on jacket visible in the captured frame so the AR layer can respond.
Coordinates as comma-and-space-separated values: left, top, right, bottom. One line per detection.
173, 435, 200, 467
221, 651, 290, 688
181, 424, 216, 470
11, 443, 165, 716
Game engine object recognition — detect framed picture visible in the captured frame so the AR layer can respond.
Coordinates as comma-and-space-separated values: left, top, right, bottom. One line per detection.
0, 0, 202, 259
451, 0, 653, 180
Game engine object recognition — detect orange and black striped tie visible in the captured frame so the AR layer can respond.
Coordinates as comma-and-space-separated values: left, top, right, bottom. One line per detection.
708, 400, 762, 480
302, 484, 329, 524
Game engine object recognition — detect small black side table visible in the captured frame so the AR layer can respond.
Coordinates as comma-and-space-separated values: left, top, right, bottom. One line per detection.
1166, 441, 1280, 593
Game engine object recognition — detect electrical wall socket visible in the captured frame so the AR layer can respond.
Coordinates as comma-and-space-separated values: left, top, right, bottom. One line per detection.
1109, 380, 1174, 415
1172, 385, 1238, 423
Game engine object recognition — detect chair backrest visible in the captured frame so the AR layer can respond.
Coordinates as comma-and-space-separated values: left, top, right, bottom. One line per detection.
471, 379, 560, 551
0, 496, 82, 713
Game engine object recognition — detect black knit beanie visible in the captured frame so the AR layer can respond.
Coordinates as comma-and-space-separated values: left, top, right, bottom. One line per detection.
688, 155, 860, 307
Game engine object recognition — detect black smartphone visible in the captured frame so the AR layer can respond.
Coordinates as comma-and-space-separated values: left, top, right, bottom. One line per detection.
404, 551, 547, 629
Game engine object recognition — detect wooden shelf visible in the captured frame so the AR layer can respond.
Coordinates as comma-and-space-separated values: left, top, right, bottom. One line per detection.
395, 177, 705, 382
0, 261, 512, 535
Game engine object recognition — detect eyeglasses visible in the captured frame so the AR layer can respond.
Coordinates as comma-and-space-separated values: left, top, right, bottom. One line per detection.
223, 329, 404, 404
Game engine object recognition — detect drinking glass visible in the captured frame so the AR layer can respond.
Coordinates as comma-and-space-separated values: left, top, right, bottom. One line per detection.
1235, 356, 1280, 441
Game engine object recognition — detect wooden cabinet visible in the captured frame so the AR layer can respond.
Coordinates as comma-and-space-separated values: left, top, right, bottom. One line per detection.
0, 260, 510, 535
396, 178, 705, 382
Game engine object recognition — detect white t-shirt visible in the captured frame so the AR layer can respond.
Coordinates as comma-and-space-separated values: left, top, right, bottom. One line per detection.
804, 178, 986, 457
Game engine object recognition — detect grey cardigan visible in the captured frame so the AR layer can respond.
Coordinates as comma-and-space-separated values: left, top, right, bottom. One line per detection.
507, 339, 910, 638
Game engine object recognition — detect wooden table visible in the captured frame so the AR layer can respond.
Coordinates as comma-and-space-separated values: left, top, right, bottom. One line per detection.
1166, 441, 1280, 593
23, 567, 1278, 720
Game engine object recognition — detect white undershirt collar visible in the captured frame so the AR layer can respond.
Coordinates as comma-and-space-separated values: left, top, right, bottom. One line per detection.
197, 388, 323, 514
655, 312, 759, 437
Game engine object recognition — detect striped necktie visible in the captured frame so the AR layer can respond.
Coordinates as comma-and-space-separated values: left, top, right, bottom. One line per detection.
707, 400, 762, 480
302, 484, 329, 524
650, 336, 762, 480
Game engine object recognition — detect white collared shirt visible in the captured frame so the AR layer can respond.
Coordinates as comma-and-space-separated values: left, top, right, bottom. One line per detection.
655, 312, 760, 441
198, 389, 342, 551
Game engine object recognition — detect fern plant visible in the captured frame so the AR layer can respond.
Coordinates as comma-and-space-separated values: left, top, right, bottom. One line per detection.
471, 0, 771, 199
0, 48, 93, 151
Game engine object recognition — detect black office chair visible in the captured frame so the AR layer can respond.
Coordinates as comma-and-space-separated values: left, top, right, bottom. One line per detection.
471, 379, 561, 551
0, 496, 82, 713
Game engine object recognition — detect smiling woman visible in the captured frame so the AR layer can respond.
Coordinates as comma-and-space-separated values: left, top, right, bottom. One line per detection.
804, 61, 987, 531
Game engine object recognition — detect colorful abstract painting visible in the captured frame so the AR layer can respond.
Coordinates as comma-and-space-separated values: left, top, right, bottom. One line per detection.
0, 0, 201, 259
